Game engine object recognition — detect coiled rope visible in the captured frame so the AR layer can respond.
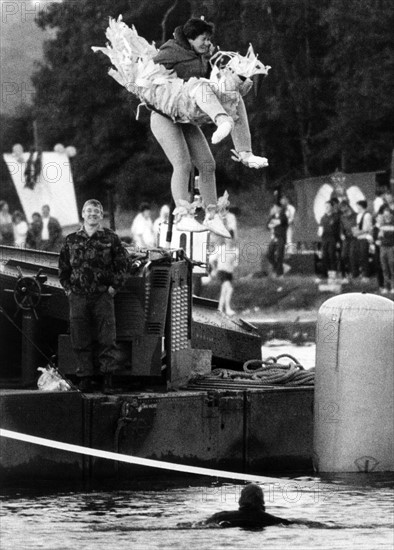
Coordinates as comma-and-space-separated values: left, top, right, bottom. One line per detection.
189, 354, 315, 389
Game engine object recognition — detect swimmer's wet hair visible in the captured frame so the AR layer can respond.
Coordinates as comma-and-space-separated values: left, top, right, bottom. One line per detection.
239, 483, 265, 511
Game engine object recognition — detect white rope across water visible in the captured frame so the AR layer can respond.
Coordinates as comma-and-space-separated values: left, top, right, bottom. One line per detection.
0, 428, 280, 484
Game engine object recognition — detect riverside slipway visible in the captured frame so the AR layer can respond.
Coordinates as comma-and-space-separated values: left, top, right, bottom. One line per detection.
0, 244, 314, 483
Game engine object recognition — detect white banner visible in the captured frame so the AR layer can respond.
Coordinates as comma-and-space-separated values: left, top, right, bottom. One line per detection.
3, 152, 79, 227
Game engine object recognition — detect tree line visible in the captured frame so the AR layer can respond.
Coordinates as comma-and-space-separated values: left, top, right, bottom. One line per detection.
2, 0, 393, 209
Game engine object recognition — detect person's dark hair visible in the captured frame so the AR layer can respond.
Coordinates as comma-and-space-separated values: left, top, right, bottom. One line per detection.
376, 186, 388, 197
183, 18, 214, 40
357, 200, 368, 209
12, 210, 25, 223
32, 212, 42, 222
139, 202, 151, 212
380, 204, 392, 215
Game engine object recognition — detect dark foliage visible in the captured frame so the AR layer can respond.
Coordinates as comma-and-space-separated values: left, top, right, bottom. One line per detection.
3, 0, 394, 210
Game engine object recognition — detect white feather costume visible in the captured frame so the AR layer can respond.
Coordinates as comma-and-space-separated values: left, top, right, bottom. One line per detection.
92, 16, 270, 124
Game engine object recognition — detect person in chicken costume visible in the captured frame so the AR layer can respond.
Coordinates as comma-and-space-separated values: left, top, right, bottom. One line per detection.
93, 16, 270, 237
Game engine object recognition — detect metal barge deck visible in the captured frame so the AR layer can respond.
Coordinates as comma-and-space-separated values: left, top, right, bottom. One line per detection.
0, 245, 314, 481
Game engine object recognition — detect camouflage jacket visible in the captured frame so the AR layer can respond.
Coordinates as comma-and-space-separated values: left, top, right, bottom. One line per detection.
58, 226, 128, 294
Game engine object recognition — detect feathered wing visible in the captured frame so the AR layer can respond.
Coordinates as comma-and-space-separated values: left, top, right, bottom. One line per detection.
92, 16, 207, 122
92, 16, 269, 124
346, 185, 366, 212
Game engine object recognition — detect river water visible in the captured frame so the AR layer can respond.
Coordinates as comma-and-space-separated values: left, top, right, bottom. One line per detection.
1, 343, 393, 549
1, 474, 393, 550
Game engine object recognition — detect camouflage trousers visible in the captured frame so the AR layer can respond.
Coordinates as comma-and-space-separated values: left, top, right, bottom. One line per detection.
69, 292, 117, 377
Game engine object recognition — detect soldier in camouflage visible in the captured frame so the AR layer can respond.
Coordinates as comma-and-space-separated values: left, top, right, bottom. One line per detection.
58, 199, 128, 392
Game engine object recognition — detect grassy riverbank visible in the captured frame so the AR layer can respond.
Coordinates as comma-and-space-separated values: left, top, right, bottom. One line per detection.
199, 272, 382, 318
108, 184, 385, 319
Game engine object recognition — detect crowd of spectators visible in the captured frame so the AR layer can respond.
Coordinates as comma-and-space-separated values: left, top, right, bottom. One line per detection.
316, 190, 394, 293
0, 201, 63, 251
3, 192, 393, 297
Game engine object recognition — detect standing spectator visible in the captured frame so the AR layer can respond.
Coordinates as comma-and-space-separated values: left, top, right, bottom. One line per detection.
353, 200, 373, 281
208, 236, 239, 316
383, 191, 394, 213
317, 201, 340, 280
40, 204, 63, 251
339, 200, 357, 282
223, 206, 238, 241
377, 204, 394, 294
330, 197, 343, 272
26, 212, 43, 249
12, 210, 28, 248
210, 206, 239, 247
153, 204, 170, 246
0, 201, 14, 245
58, 199, 128, 393
373, 187, 386, 215
279, 195, 296, 254
372, 206, 385, 291
266, 203, 288, 278
130, 202, 155, 249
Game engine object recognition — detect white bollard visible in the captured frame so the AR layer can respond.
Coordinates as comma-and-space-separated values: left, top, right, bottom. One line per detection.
313, 293, 394, 473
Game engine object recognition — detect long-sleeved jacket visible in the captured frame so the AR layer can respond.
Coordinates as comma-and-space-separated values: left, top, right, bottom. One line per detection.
267, 207, 289, 241
41, 216, 63, 251
319, 212, 341, 242
153, 26, 211, 81
58, 227, 128, 295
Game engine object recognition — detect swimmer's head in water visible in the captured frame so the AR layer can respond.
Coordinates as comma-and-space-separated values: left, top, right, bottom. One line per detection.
238, 483, 265, 511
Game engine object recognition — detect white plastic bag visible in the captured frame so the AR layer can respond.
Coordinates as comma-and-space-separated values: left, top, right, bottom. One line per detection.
37, 366, 71, 392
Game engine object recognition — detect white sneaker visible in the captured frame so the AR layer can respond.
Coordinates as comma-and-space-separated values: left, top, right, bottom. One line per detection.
231, 149, 269, 169
203, 214, 231, 238
176, 215, 207, 233
212, 116, 234, 144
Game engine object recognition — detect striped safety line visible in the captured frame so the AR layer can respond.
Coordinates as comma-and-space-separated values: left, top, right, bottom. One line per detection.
0, 428, 281, 484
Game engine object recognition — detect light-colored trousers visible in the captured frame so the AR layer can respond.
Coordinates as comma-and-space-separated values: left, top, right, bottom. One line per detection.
150, 94, 252, 207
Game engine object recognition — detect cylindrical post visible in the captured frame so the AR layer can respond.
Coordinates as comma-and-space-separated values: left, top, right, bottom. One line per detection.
314, 293, 394, 472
